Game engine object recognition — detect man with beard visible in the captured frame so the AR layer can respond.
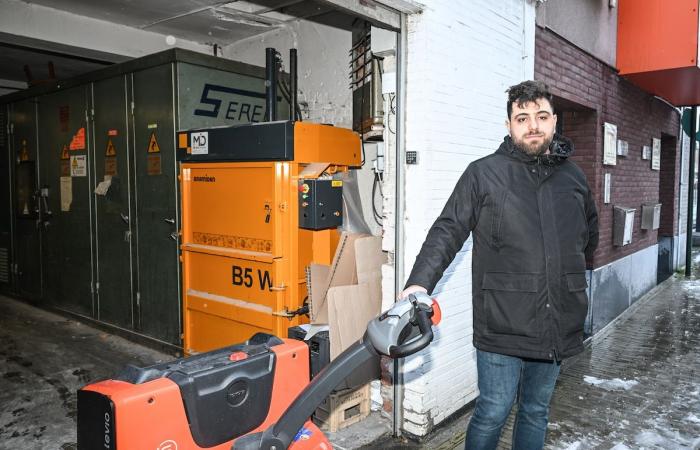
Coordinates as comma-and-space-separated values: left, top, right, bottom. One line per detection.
401, 80, 599, 449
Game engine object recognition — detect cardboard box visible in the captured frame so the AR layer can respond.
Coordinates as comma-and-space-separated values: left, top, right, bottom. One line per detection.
308, 232, 365, 324
308, 233, 386, 361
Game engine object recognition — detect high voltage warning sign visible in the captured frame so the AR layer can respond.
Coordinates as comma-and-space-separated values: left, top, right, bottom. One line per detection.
147, 132, 160, 153
105, 139, 116, 156
61, 145, 69, 160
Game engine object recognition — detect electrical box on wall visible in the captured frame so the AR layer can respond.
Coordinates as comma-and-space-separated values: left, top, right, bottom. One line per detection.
641, 203, 661, 230
613, 206, 636, 246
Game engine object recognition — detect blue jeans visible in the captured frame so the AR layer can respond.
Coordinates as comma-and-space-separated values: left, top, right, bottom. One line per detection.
464, 349, 561, 450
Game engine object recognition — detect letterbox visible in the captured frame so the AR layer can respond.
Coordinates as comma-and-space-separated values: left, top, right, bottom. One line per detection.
613, 206, 636, 246
641, 203, 661, 230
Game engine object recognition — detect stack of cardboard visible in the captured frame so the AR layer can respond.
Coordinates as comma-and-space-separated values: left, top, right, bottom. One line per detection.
307, 232, 387, 360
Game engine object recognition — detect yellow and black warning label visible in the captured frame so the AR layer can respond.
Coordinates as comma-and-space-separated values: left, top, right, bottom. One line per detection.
147, 132, 160, 153
105, 139, 116, 156
60, 144, 69, 160
192, 232, 273, 253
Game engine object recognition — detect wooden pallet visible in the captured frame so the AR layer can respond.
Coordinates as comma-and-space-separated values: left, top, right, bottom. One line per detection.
313, 384, 371, 432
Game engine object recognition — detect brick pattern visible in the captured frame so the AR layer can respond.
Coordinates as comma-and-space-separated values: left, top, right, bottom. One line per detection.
535, 28, 681, 268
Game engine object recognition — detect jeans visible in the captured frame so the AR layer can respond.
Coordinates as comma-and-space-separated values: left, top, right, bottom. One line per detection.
464, 349, 561, 450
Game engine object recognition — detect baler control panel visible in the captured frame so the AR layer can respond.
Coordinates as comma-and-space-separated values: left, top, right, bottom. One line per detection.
298, 179, 343, 230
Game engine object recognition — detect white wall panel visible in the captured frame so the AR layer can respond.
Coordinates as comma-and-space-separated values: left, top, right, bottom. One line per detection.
395, 0, 536, 436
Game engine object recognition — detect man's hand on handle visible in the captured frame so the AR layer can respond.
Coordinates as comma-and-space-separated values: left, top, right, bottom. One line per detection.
398, 284, 428, 300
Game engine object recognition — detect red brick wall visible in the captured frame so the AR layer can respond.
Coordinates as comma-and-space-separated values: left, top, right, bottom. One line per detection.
535, 27, 681, 268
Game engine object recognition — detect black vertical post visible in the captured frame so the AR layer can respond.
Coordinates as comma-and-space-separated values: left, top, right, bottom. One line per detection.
685, 106, 697, 277
265, 47, 278, 122
290, 49, 298, 122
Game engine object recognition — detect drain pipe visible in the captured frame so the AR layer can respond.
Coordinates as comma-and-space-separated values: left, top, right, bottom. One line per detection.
685, 106, 697, 277
393, 12, 408, 438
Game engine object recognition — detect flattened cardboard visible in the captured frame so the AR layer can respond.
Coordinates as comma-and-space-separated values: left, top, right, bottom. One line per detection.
354, 236, 386, 309
310, 232, 366, 324
327, 283, 378, 360
308, 263, 330, 323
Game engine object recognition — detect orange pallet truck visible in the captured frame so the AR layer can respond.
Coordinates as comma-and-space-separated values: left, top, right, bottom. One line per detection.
77, 293, 441, 450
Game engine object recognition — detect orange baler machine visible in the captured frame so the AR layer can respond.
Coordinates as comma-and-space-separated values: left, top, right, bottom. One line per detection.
177, 120, 360, 354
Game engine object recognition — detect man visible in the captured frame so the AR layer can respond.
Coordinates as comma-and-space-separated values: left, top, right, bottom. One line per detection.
401, 80, 599, 449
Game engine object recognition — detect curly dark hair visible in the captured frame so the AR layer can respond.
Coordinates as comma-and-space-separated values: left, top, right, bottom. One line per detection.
506, 80, 554, 119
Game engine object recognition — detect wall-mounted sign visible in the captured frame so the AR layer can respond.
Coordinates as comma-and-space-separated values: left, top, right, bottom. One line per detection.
642, 145, 651, 160
604, 173, 611, 204
70, 155, 87, 177
603, 122, 617, 165
651, 138, 661, 170
616, 139, 629, 157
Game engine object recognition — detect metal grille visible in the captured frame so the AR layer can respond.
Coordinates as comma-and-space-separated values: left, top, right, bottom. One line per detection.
0, 248, 8, 283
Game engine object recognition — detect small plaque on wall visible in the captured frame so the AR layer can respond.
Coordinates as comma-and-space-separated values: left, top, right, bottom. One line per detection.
651, 138, 661, 170
603, 122, 617, 165
616, 140, 629, 156
642, 145, 651, 160
604, 173, 611, 204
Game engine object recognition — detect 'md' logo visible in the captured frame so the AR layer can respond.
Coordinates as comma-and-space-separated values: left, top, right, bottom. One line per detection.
190, 132, 209, 155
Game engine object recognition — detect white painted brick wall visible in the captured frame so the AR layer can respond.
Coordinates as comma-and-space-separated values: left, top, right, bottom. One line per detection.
223, 21, 352, 128
391, 0, 536, 436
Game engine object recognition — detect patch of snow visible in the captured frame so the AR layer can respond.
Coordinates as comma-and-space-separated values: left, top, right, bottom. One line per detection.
685, 413, 700, 423
583, 375, 639, 391
609, 444, 630, 450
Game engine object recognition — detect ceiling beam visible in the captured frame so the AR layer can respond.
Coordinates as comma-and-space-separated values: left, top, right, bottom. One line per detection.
313, 0, 402, 30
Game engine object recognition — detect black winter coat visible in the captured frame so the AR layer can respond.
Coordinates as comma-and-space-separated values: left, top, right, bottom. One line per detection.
406, 135, 599, 361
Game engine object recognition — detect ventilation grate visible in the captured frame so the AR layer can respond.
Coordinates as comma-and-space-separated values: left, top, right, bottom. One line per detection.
0, 247, 8, 283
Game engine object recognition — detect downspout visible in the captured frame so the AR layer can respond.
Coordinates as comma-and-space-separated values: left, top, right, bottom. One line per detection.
393, 11, 408, 438
685, 106, 697, 277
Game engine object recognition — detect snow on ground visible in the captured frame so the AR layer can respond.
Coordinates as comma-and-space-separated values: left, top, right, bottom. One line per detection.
685, 413, 700, 424
609, 444, 631, 450
583, 375, 639, 391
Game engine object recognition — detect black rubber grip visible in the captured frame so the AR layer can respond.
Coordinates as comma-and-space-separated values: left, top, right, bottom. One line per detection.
388, 309, 433, 358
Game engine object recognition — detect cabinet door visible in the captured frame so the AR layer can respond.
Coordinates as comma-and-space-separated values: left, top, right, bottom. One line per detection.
92, 76, 134, 328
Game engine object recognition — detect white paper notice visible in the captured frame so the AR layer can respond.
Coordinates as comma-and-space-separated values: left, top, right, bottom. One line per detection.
60, 176, 72, 211
94, 175, 112, 196
70, 155, 87, 177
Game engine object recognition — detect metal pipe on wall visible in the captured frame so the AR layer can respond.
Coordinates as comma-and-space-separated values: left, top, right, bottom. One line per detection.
265, 48, 278, 122
393, 12, 408, 438
290, 49, 298, 122
685, 106, 697, 277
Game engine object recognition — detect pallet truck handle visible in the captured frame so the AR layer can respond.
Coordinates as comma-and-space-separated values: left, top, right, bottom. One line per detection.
232, 294, 440, 450
388, 305, 433, 358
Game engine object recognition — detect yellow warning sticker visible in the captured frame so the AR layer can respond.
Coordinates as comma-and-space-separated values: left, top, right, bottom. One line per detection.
19, 139, 29, 161
60, 144, 69, 160
106, 139, 116, 156
332, 180, 343, 187
147, 132, 160, 153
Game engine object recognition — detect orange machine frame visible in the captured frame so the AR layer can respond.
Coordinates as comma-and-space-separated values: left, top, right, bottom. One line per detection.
178, 122, 360, 354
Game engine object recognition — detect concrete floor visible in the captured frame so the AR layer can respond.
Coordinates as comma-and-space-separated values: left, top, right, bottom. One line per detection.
1, 262, 699, 450
0, 295, 392, 449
